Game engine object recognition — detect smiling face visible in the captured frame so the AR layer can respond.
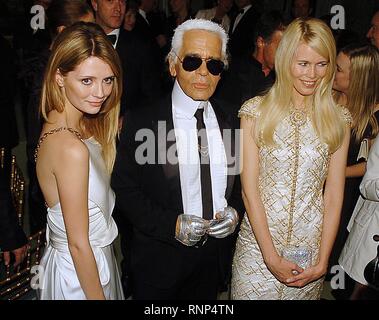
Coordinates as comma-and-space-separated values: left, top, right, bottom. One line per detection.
333, 52, 351, 94
169, 30, 222, 101
92, 0, 126, 34
290, 43, 329, 106
56, 56, 115, 115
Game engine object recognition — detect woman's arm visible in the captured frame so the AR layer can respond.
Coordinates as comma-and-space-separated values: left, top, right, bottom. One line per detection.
240, 117, 303, 283
54, 139, 105, 300
287, 127, 350, 287
346, 162, 366, 178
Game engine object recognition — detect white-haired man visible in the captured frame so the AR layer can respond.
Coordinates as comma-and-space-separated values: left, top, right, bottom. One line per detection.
112, 19, 244, 299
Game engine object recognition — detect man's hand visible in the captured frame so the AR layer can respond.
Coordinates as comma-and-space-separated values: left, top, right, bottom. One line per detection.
175, 214, 209, 246
3, 244, 28, 267
207, 206, 239, 238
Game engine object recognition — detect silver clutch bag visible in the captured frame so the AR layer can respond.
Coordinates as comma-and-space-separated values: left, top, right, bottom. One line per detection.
281, 245, 313, 269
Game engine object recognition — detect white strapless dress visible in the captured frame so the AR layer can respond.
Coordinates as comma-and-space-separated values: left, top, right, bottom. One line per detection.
38, 137, 124, 300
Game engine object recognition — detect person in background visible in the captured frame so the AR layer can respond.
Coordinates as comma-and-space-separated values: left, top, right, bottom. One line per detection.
289, 0, 315, 21
329, 43, 379, 299
214, 10, 285, 128
123, 3, 137, 32
228, 0, 261, 58
367, 10, 379, 49
195, 0, 233, 33
91, 0, 161, 116
339, 135, 379, 300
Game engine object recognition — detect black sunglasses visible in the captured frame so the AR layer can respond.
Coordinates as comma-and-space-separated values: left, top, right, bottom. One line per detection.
176, 54, 225, 76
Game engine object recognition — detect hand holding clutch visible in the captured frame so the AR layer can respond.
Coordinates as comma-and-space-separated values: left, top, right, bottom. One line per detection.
175, 214, 209, 246
207, 206, 239, 238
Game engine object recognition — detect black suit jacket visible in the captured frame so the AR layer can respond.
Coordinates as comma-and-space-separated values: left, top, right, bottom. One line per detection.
115, 29, 161, 115
214, 56, 275, 128
228, 6, 261, 58
111, 94, 243, 289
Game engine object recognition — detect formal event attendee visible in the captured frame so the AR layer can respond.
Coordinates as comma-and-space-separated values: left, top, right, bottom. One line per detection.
214, 10, 285, 127
367, 10, 379, 49
123, 3, 137, 32
339, 136, 379, 300
228, 0, 261, 58
231, 18, 351, 300
329, 44, 379, 281
195, 0, 233, 33
25, 0, 95, 235
36, 22, 124, 300
289, 0, 315, 21
91, 0, 161, 116
112, 19, 244, 300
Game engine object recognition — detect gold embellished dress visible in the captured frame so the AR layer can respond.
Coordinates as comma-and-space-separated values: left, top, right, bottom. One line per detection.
231, 97, 351, 300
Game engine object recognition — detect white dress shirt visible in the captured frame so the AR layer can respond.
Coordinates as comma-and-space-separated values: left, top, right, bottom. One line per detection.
171, 80, 228, 219
232, 4, 252, 33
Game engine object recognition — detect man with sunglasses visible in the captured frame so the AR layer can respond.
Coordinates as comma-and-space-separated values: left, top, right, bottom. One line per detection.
112, 19, 244, 299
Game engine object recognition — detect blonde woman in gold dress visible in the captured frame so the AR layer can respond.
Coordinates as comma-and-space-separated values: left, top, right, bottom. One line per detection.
231, 18, 351, 300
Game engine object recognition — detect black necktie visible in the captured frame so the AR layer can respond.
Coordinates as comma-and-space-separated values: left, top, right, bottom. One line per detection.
107, 34, 117, 45
194, 105, 214, 220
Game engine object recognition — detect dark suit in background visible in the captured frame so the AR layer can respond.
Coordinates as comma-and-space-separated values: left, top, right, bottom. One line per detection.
115, 28, 161, 116
214, 56, 275, 128
228, 5, 261, 58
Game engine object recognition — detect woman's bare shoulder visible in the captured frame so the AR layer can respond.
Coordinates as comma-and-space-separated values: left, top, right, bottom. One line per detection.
38, 129, 88, 164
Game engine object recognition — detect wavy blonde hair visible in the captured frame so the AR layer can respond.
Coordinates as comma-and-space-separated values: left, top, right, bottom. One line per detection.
254, 18, 346, 153
340, 44, 379, 142
40, 22, 122, 173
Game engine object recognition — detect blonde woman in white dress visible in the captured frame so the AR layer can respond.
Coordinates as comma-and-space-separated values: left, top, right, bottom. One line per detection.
231, 18, 351, 300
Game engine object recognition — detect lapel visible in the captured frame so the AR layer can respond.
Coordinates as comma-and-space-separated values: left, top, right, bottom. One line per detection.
151, 95, 181, 183
150, 95, 238, 207
210, 98, 237, 200
232, 6, 251, 35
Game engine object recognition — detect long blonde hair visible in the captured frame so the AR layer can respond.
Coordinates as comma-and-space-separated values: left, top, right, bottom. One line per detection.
341, 44, 379, 142
40, 22, 122, 173
254, 18, 346, 153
